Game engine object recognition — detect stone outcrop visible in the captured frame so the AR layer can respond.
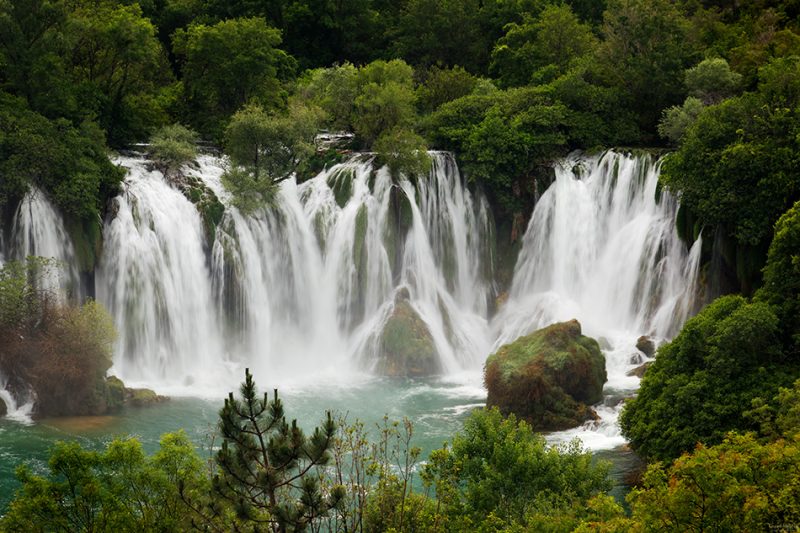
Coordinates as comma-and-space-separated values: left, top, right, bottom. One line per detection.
377, 298, 440, 377
484, 319, 606, 431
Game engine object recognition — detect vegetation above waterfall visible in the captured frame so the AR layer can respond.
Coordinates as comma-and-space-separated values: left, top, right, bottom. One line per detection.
3, 0, 800, 270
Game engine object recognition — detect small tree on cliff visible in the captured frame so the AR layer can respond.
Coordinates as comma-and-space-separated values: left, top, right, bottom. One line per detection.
222, 102, 323, 214
186, 369, 344, 532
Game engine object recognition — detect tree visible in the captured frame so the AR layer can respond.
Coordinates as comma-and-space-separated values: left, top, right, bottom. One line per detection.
490, 4, 597, 87
658, 96, 705, 144
67, 1, 173, 145
296, 63, 360, 132
596, 0, 697, 136
661, 56, 800, 250
422, 407, 611, 530
352, 59, 417, 146
685, 57, 742, 105
425, 85, 570, 213
148, 123, 199, 176
222, 101, 322, 213
188, 369, 345, 532
0, 258, 121, 417
0, 92, 124, 221
1, 432, 206, 532
756, 200, 800, 353
626, 433, 800, 532
391, 0, 486, 73
620, 295, 792, 462
0, 0, 73, 120
373, 127, 431, 178
172, 17, 296, 138
415, 65, 481, 114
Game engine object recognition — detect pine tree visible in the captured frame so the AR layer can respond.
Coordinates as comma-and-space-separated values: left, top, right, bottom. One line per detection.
188, 369, 344, 532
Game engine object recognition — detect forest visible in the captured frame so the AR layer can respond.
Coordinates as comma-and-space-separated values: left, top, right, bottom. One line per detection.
1, 0, 800, 531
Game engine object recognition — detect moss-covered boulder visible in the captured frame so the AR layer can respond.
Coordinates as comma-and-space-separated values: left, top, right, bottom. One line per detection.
0, 396, 6, 417
105, 376, 126, 412
125, 387, 167, 407
484, 319, 607, 431
377, 300, 440, 377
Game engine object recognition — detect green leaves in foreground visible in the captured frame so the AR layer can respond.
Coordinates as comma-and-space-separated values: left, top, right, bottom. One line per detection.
423, 407, 612, 530
2, 432, 205, 532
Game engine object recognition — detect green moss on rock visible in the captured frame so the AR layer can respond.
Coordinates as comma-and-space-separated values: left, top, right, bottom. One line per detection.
484, 319, 606, 431
105, 376, 125, 412
0, 396, 6, 417
180, 175, 225, 241
377, 300, 440, 377
125, 387, 166, 407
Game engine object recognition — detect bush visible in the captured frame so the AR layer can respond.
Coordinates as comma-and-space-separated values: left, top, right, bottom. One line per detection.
148, 124, 198, 175
1, 432, 205, 532
222, 101, 322, 213
627, 433, 800, 532
423, 407, 612, 530
620, 295, 791, 461
0, 258, 119, 417
756, 200, 800, 351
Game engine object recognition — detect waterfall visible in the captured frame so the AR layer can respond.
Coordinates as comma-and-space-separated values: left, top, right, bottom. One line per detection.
97, 153, 494, 391
6, 186, 80, 297
494, 150, 702, 448
2, 148, 703, 447
97, 156, 228, 389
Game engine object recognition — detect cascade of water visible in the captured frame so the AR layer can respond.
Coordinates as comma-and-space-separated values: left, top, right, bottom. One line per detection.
9, 187, 80, 297
98, 153, 494, 391
97, 157, 229, 389
0, 371, 34, 424
496, 151, 701, 345
494, 150, 702, 447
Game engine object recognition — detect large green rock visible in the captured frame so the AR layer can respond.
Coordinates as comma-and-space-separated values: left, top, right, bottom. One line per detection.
377, 299, 440, 377
484, 319, 607, 431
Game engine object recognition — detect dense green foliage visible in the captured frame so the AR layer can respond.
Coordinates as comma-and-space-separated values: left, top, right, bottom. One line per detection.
627, 433, 800, 532
148, 123, 198, 175
172, 17, 295, 139
662, 57, 800, 248
221, 101, 322, 212
619, 295, 792, 461
3, 0, 800, 257
756, 200, 800, 352
2, 375, 621, 532
2, 432, 205, 532
423, 407, 612, 530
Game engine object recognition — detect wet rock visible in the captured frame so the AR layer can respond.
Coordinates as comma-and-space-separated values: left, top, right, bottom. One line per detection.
626, 362, 653, 378
484, 319, 607, 431
495, 291, 509, 312
377, 300, 440, 377
636, 336, 656, 357
125, 387, 168, 407
629, 352, 645, 365
0, 397, 6, 417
